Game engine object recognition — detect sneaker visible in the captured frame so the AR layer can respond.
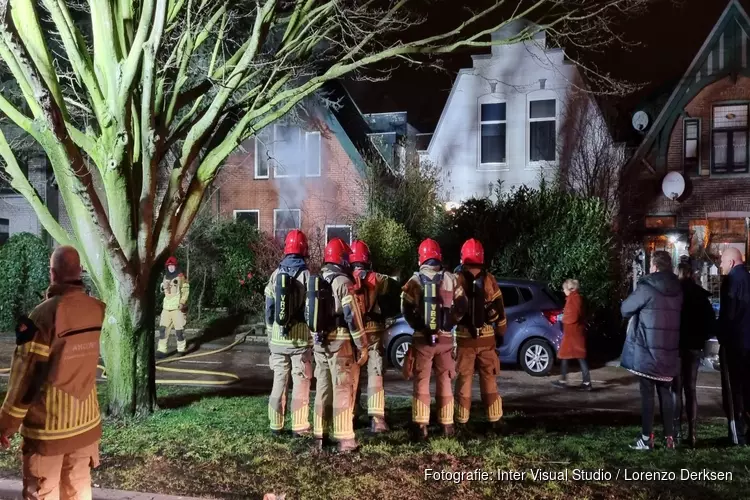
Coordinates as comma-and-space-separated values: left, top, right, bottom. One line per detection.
551, 380, 568, 389
665, 436, 675, 450
578, 383, 592, 392
629, 434, 654, 450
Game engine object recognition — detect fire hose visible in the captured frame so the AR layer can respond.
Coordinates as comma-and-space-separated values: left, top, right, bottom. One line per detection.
0, 331, 251, 386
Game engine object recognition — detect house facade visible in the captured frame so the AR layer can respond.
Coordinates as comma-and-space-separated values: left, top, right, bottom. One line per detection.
623, 0, 750, 297
424, 19, 609, 203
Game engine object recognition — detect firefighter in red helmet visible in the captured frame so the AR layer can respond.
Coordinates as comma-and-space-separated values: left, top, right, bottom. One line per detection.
307, 238, 368, 452
454, 239, 507, 431
350, 240, 400, 433
156, 256, 190, 359
264, 229, 313, 436
400, 239, 467, 441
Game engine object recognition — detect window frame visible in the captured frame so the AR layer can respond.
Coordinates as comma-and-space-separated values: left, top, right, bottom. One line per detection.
528, 98, 557, 165
273, 208, 302, 241
325, 224, 352, 245
478, 100, 508, 171
233, 209, 260, 229
305, 131, 322, 177
254, 129, 271, 180
711, 103, 750, 175
683, 118, 701, 173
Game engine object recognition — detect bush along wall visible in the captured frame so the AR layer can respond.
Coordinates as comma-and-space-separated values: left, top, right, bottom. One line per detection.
0, 233, 51, 331
355, 216, 415, 280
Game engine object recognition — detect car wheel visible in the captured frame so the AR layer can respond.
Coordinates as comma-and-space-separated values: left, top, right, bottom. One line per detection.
520, 339, 554, 376
389, 335, 412, 370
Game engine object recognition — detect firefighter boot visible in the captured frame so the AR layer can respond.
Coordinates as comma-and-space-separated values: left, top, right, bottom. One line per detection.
370, 416, 389, 434
441, 424, 455, 437
337, 439, 360, 453
411, 424, 428, 442
176, 330, 187, 356
156, 328, 169, 360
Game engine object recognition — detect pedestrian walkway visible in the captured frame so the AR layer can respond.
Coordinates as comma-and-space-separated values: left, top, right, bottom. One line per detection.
0, 480, 211, 500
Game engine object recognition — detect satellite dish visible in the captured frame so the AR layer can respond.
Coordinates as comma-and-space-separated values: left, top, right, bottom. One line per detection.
632, 111, 649, 132
662, 172, 685, 200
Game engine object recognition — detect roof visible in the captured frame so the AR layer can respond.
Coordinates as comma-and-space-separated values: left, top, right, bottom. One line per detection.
627, 0, 750, 173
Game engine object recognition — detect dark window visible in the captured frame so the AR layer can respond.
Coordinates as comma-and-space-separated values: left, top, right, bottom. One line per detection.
529, 99, 556, 162
235, 211, 259, 228
520, 287, 533, 303
499, 286, 520, 308
0, 218, 8, 245
712, 105, 749, 174
274, 209, 301, 242
326, 225, 351, 244
684, 119, 700, 172
480, 103, 506, 164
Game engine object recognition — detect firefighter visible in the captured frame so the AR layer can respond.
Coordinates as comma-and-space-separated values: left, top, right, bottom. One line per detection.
350, 240, 400, 433
156, 256, 190, 359
308, 238, 369, 452
454, 239, 507, 430
401, 238, 467, 441
0, 246, 105, 499
264, 229, 313, 436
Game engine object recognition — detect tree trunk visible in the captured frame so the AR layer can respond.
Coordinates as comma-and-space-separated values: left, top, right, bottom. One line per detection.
100, 286, 157, 417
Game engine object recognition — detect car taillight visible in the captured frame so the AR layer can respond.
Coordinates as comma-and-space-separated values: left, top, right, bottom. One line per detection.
542, 309, 563, 325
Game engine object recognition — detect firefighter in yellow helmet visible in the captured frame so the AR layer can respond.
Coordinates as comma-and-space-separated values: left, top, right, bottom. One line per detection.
156, 256, 190, 359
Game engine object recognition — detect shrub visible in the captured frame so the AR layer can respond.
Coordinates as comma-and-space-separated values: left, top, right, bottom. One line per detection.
355, 216, 414, 279
0, 233, 50, 331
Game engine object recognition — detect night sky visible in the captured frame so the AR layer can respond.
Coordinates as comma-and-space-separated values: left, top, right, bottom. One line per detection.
346, 0, 742, 135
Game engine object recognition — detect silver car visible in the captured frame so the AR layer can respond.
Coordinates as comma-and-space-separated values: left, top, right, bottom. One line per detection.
384, 279, 564, 376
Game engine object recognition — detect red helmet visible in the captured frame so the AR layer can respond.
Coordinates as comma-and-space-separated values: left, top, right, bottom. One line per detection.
284, 229, 309, 257
460, 239, 484, 265
418, 239, 442, 265
325, 238, 351, 266
165, 256, 178, 268
350, 240, 371, 265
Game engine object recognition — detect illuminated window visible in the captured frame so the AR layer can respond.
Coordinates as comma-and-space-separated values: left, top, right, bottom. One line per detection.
529, 99, 556, 162
684, 118, 700, 171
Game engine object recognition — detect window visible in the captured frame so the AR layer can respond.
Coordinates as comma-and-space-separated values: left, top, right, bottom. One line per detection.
233, 210, 259, 229
499, 286, 520, 308
519, 287, 533, 303
325, 225, 352, 245
479, 103, 507, 166
273, 125, 323, 178
273, 209, 301, 241
712, 104, 749, 174
0, 218, 8, 245
684, 119, 700, 171
529, 99, 556, 162
254, 128, 271, 179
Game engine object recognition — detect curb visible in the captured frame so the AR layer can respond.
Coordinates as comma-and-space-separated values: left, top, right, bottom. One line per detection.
0, 479, 211, 500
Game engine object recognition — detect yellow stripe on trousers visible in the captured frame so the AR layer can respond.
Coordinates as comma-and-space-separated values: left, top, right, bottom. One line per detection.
412, 398, 430, 424
367, 390, 385, 417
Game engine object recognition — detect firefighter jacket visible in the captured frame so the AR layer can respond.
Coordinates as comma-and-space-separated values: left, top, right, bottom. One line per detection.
264, 256, 312, 353
455, 267, 507, 347
0, 282, 105, 455
317, 264, 368, 353
161, 271, 189, 311
401, 264, 467, 340
351, 267, 397, 336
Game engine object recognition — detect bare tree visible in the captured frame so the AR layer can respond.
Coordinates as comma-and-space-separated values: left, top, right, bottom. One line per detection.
558, 93, 626, 217
0, 0, 649, 415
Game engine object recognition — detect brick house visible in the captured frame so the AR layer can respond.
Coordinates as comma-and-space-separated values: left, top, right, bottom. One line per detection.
622, 0, 750, 296
214, 83, 407, 257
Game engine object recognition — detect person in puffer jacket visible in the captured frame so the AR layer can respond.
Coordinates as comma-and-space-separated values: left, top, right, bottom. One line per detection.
621, 250, 682, 451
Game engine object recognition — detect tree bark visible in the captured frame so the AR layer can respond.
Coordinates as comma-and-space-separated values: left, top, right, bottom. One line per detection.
100, 284, 157, 416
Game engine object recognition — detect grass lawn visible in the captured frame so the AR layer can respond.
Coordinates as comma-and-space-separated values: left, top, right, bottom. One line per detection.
0, 383, 748, 499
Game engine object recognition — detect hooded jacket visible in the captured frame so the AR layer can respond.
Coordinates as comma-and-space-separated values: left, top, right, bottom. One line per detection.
679, 279, 715, 351
620, 271, 683, 380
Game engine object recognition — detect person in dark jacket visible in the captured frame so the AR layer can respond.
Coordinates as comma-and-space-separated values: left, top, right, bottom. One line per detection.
718, 247, 750, 446
672, 263, 715, 448
621, 251, 682, 450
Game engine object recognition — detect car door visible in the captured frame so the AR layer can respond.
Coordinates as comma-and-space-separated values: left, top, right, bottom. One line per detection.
496, 285, 525, 359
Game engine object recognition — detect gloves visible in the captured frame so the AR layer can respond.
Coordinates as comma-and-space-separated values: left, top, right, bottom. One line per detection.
0, 429, 12, 449
357, 348, 369, 367
180, 304, 188, 313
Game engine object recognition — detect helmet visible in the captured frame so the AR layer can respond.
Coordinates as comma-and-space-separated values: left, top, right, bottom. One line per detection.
460, 239, 484, 265
418, 239, 442, 265
165, 256, 178, 268
284, 229, 309, 257
350, 240, 371, 265
325, 238, 351, 266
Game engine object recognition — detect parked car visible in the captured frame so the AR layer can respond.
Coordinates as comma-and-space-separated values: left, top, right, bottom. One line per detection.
384, 278, 564, 376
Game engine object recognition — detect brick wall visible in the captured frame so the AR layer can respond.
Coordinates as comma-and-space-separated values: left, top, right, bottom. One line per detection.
216, 116, 365, 252
631, 76, 750, 226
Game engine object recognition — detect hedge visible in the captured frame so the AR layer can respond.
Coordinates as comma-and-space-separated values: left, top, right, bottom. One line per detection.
0, 233, 50, 331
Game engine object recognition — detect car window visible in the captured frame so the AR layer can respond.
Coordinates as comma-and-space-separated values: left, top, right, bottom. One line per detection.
499, 286, 521, 307
519, 287, 533, 303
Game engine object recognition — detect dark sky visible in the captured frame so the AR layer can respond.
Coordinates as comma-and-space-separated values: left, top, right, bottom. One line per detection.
345, 0, 740, 133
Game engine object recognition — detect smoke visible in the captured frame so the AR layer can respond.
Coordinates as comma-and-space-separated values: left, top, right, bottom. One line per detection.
266, 124, 311, 234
